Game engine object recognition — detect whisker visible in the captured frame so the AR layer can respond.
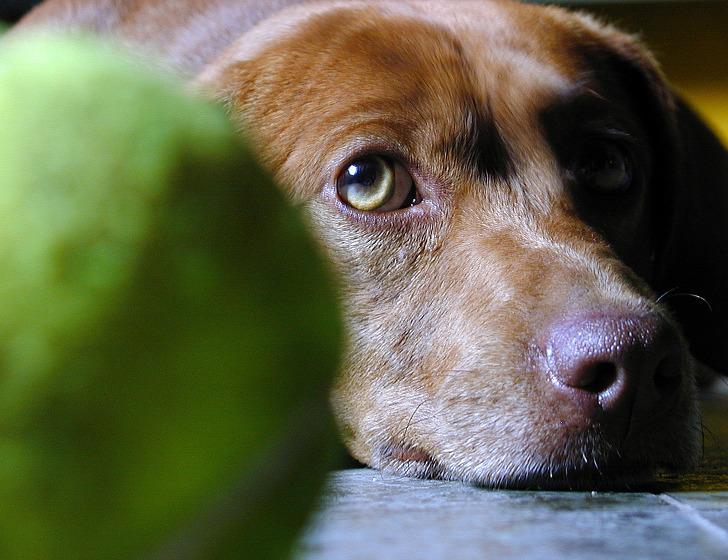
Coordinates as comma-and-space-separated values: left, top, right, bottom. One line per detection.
656, 288, 713, 311
701, 422, 718, 448
400, 401, 426, 441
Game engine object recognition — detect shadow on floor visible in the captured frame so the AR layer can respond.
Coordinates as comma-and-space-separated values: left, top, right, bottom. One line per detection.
658, 381, 728, 492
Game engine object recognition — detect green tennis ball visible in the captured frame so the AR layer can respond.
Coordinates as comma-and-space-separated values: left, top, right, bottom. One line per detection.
0, 34, 341, 560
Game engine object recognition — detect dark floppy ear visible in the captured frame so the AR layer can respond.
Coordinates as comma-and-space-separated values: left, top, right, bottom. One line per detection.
583, 17, 728, 377
654, 96, 728, 377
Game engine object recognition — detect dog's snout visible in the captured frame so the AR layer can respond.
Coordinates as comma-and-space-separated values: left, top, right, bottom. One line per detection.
538, 308, 685, 433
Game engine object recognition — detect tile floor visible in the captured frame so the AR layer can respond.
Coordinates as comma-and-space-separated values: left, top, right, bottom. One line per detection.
295, 382, 728, 560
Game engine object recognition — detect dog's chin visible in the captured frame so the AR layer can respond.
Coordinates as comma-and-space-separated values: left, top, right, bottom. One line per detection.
370, 426, 699, 491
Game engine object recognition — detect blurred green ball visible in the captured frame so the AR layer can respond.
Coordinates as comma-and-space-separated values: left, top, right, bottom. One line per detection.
0, 34, 341, 559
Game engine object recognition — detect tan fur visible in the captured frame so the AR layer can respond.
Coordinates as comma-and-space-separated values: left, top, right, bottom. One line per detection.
18, 0, 725, 489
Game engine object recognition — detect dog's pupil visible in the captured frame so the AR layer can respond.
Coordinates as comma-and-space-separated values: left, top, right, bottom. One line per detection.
580, 141, 632, 193
348, 160, 378, 187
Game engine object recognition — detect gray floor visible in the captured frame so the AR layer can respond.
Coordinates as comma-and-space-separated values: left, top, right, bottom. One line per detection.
295, 383, 728, 560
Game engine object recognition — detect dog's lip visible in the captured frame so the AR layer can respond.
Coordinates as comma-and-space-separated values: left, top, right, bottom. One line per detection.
377, 437, 676, 490
482, 436, 690, 490
377, 440, 444, 480
373, 396, 694, 490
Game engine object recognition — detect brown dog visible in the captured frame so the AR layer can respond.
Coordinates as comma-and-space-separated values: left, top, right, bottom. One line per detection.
16, 0, 728, 489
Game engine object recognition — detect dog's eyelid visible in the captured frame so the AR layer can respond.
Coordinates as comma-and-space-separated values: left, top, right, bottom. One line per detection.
588, 127, 640, 148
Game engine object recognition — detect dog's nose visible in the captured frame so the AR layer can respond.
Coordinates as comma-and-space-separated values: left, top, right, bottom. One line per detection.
538, 308, 685, 433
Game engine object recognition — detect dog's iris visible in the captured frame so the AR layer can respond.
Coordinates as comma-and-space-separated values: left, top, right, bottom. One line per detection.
336, 155, 417, 212
577, 139, 634, 194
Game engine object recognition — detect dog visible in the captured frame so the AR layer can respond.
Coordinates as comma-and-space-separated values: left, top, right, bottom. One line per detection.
16, 0, 728, 489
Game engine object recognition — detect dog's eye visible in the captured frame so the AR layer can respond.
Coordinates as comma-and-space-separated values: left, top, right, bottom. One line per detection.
336, 156, 418, 212
576, 140, 633, 194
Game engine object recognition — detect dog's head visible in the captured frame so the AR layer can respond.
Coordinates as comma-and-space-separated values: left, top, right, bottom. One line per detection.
198, 0, 727, 488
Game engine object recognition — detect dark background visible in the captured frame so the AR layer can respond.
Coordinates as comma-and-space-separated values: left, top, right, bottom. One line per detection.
0, 0, 43, 24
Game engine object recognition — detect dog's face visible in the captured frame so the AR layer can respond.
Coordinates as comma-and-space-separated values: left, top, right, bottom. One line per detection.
199, 0, 701, 488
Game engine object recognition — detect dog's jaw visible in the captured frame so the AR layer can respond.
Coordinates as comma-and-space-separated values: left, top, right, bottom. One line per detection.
197, 0, 701, 489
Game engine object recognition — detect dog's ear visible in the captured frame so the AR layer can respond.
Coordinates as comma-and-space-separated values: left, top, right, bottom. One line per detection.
587, 18, 728, 377
655, 97, 728, 378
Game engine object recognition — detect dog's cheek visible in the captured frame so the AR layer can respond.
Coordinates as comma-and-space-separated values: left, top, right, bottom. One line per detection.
320, 237, 535, 476
298, 200, 435, 452
302, 196, 548, 475
297, 207, 528, 477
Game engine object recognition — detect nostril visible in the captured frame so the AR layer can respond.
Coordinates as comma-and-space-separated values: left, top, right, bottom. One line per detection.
579, 361, 618, 394
538, 308, 687, 422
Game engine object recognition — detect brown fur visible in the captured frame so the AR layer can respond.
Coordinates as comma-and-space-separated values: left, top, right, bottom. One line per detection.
17, 0, 728, 489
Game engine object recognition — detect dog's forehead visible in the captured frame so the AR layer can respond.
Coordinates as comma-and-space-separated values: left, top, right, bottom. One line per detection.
236, 1, 585, 96
205, 0, 629, 197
